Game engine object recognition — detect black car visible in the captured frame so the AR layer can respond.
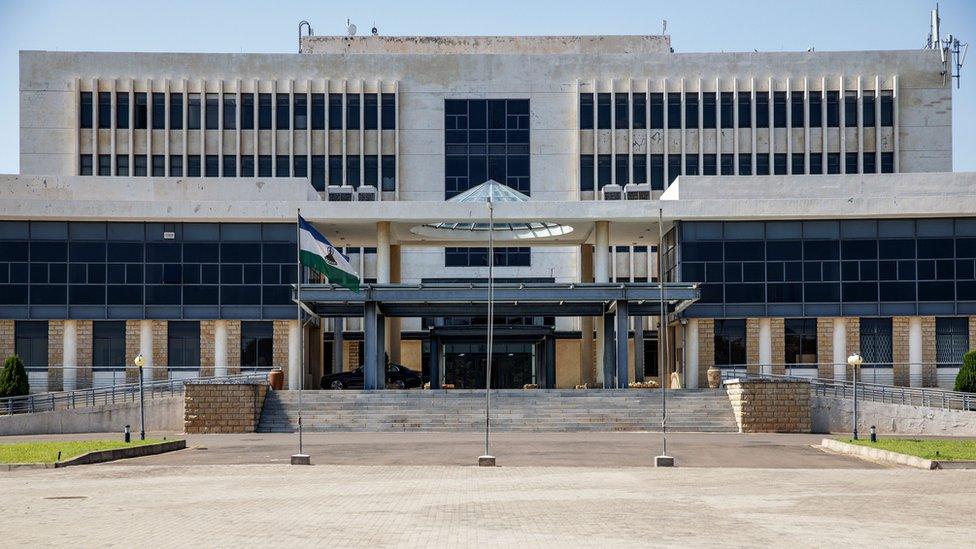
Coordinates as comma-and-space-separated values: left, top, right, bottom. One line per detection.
321, 364, 424, 390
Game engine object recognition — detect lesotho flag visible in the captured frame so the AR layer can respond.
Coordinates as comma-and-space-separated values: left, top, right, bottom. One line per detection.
298, 215, 360, 293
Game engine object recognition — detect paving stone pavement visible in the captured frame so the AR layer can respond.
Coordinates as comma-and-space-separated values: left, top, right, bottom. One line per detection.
2, 464, 974, 547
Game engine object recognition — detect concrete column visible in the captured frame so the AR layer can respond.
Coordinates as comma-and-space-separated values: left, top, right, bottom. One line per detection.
685, 318, 699, 389
139, 319, 154, 373
615, 300, 629, 389
376, 221, 391, 284
908, 317, 923, 387
758, 318, 772, 375
579, 244, 594, 386
832, 318, 847, 380
388, 244, 402, 364
287, 319, 301, 389
363, 301, 380, 390
62, 320, 78, 391
214, 320, 228, 377
594, 220, 610, 385
332, 319, 344, 374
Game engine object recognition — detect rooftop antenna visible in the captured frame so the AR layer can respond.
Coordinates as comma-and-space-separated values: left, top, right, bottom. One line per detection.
662, 19, 668, 35
346, 18, 358, 37
298, 20, 313, 53
371, 22, 378, 36
928, 4, 968, 88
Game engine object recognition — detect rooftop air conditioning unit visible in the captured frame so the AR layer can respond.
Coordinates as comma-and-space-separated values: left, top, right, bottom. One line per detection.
624, 183, 651, 200
356, 185, 377, 202
601, 184, 622, 200
327, 185, 354, 202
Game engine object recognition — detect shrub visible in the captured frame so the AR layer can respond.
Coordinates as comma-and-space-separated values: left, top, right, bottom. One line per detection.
0, 355, 30, 398
954, 350, 976, 393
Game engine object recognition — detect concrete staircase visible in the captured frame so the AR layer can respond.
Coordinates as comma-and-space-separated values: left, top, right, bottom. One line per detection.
257, 389, 738, 433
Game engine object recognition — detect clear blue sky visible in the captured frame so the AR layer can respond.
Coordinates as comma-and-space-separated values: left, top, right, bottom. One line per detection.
1, 0, 973, 174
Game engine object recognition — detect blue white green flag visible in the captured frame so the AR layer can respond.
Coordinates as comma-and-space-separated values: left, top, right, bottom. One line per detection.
298, 215, 360, 293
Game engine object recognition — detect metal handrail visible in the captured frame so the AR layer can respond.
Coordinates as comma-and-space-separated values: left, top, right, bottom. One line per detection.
720, 367, 976, 412
0, 369, 273, 416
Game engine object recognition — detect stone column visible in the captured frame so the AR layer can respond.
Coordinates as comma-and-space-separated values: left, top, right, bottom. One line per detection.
770, 317, 785, 375
76, 321, 92, 388
125, 320, 141, 383
908, 317, 922, 387
845, 317, 860, 381
199, 320, 216, 378
376, 221, 391, 284
745, 318, 760, 374
698, 319, 715, 388
214, 320, 228, 377
758, 318, 772, 375
921, 317, 936, 387
0, 320, 14, 360
594, 221, 610, 386
151, 320, 168, 381
892, 316, 910, 387
685, 318, 699, 389
63, 320, 78, 391
832, 317, 847, 380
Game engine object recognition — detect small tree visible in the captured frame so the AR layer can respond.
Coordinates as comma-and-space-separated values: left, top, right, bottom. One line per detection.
0, 355, 30, 398
955, 351, 976, 393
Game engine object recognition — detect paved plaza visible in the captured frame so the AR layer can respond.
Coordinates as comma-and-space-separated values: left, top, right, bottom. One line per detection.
2, 461, 974, 547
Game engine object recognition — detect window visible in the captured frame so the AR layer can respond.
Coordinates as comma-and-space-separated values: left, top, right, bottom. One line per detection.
293, 155, 307, 178
116, 155, 129, 176
311, 93, 325, 130
203, 155, 217, 177
755, 93, 769, 127
222, 155, 236, 177
633, 155, 647, 185
381, 93, 396, 129
15, 321, 48, 370
445, 247, 530, 267
785, 318, 817, 364
714, 319, 746, 367
170, 93, 183, 130
703, 154, 717, 176
97, 154, 110, 176
615, 154, 628, 185
275, 93, 289, 130
702, 92, 716, 129
720, 92, 733, 128
364, 155, 378, 186
187, 155, 201, 177
241, 93, 254, 130
826, 91, 840, 127
845, 152, 858, 174
364, 94, 378, 130
187, 93, 201, 130
134, 92, 148, 129
810, 153, 823, 175
721, 154, 734, 176
737, 94, 751, 127
580, 155, 594, 191
152, 155, 165, 177
381, 155, 396, 191
258, 93, 271, 130
684, 93, 699, 127
773, 92, 787, 128
241, 321, 274, 367
880, 91, 894, 126
169, 156, 183, 177
167, 321, 200, 369
935, 318, 969, 367
859, 318, 892, 366
685, 155, 699, 176
328, 94, 342, 129
649, 93, 663, 129
258, 155, 272, 177
444, 99, 530, 197
152, 92, 165, 129
204, 93, 219, 130
667, 93, 682, 129
98, 92, 111, 128
80, 91, 93, 128
345, 156, 359, 187
738, 153, 752, 176
755, 154, 769, 176
597, 154, 612, 189
93, 321, 125, 368
80, 154, 93, 176
276, 155, 290, 177
791, 94, 804, 127
294, 94, 307, 130
346, 94, 360, 129
596, 93, 611, 129
844, 91, 858, 127
791, 153, 804, 175
328, 155, 342, 185
133, 155, 147, 177
827, 153, 840, 174
116, 93, 129, 129
223, 94, 237, 129
667, 154, 681, 184
863, 93, 876, 126
809, 92, 823, 125
633, 93, 646, 129
310, 155, 325, 191
863, 152, 876, 174
881, 152, 894, 174
614, 94, 629, 128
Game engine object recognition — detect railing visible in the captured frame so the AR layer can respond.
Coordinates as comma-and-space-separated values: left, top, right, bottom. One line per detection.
719, 366, 976, 412
1, 368, 273, 416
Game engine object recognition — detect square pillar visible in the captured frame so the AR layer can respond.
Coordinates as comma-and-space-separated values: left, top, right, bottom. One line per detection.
602, 308, 616, 388
816, 318, 835, 380
892, 316, 911, 387
332, 319, 344, 374
697, 319, 715, 388
545, 334, 556, 389
634, 316, 645, 383
920, 317, 937, 387
47, 320, 64, 392
363, 301, 381, 390
429, 333, 442, 389
615, 300, 629, 388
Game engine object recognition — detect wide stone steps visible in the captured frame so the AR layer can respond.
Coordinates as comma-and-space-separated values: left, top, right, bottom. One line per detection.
257, 389, 738, 432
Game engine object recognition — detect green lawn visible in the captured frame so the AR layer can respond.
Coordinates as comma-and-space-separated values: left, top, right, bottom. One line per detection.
843, 438, 976, 461
0, 439, 162, 464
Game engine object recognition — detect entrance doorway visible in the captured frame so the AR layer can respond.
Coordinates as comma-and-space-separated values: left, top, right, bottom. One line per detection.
443, 342, 535, 389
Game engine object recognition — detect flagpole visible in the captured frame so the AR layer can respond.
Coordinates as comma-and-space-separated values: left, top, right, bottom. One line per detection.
292, 209, 309, 465
480, 186, 496, 467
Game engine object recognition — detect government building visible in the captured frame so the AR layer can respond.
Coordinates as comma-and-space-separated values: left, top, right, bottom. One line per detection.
3, 31, 973, 394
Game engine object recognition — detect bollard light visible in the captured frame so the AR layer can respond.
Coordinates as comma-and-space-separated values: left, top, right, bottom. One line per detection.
870, 425, 877, 443
847, 353, 863, 440
124, 424, 131, 443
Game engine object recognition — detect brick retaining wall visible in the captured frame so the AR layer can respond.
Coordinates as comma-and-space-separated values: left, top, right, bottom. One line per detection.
725, 378, 811, 433
184, 382, 268, 434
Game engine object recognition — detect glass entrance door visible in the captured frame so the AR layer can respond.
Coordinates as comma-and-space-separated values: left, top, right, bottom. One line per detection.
442, 342, 536, 389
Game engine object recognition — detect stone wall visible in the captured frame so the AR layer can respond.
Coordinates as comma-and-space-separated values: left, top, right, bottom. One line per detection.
770, 317, 785, 375
725, 378, 811, 433
47, 320, 64, 392
199, 320, 216, 377
697, 319, 714, 388
76, 320, 93, 389
920, 316, 936, 387
845, 317, 860, 380
125, 320, 141, 383
816, 318, 834, 379
0, 320, 14, 361
184, 382, 268, 434
226, 320, 242, 374
892, 316, 910, 386
745, 318, 760, 373
151, 320, 167, 380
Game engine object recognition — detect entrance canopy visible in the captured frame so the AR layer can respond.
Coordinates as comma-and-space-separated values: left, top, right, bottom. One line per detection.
297, 282, 700, 318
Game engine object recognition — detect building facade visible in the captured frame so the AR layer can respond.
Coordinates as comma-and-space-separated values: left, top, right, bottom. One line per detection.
4, 34, 972, 392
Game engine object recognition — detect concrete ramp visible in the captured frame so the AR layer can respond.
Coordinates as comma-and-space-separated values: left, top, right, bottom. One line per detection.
258, 389, 738, 433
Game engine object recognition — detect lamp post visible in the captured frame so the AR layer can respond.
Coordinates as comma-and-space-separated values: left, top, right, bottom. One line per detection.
847, 353, 862, 440
480, 190, 496, 467
133, 354, 146, 441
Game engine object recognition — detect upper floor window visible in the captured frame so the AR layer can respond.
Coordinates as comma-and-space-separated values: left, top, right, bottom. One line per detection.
844, 91, 858, 127
773, 91, 787, 128
649, 93, 663, 129
294, 94, 307, 130
328, 94, 342, 129
240, 94, 253, 130
684, 92, 699, 128
80, 91, 93, 129
614, 94, 629, 128
205, 93, 219, 130
276, 93, 290, 130
116, 93, 129, 129
364, 94, 378, 130
381, 93, 396, 130
346, 95, 360, 130
790, 93, 804, 127
258, 93, 271, 130
808, 93, 822, 125
702, 92, 716, 129
737, 94, 751, 127
445, 99, 530, 198
223, 94, 237, 130
98, 92, 111, 129
596, 93, 611, 129
170, 94, 183, 130
880, 91, 894, 126
632, 93, 646, 129
134, 93, 148, 129
311, 93, 325, 130
826, 91, 840, 127
755, 93, 768, 128
667, 93, 681, 129
188, 93, 201, 130
152, 92, 166, 129
863, 93, 876, 126
445, 247, 530, 267
720, 92, 733, 128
